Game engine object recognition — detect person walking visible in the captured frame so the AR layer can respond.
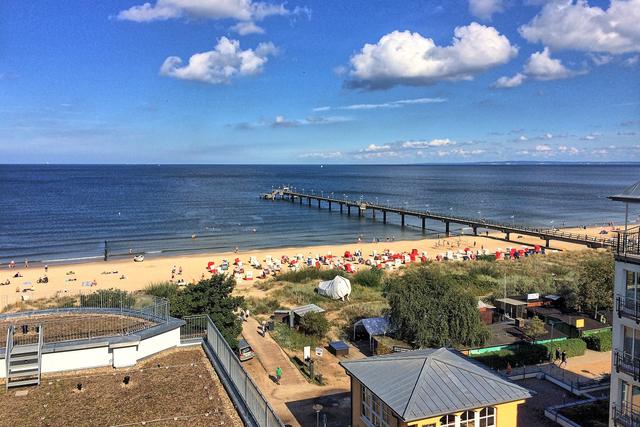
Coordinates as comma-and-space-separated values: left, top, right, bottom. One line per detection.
560, 350, 567, 368
555, 347, 561, 364
275, 367, 282, 385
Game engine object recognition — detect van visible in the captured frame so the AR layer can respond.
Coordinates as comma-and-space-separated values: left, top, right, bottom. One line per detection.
237, 339, 255, 362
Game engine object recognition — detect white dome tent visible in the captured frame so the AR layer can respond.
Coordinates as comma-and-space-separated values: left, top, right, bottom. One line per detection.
316, 275, 351, 301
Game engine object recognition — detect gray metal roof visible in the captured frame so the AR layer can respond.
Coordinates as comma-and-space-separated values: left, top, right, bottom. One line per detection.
291, 304, 325, 316
341, 348, 531, 422
609, 181, 640, 204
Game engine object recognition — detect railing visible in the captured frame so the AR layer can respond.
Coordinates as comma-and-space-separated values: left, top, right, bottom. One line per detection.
5, 324, 13, 390
203, 316, 284, 427
617, 295, 640, 322
615, 350, 640, 380
613, 401, 640, 427
180, 314, 208, 340
0, 292, 170, 349
616, 229, 640, 259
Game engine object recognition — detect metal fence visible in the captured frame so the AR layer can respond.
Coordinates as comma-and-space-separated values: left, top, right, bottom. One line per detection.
180, 314, 208, 340
0, 292, 170, 348
203, 316, 284, 427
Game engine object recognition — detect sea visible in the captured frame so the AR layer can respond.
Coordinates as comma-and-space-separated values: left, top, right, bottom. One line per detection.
0, 164, 637, 264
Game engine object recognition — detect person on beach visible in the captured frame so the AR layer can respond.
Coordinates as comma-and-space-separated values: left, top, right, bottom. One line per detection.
275, 367, 282, 385
24, 259, 29, 269
44, 264, 48, 273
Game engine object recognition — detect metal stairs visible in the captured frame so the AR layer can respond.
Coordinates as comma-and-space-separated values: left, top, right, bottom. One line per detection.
5, 324, 43, 389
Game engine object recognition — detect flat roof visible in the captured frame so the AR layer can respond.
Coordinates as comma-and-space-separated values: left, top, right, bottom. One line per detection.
528, 306, 610, 331
291, 304, 325, 316
609, 181, 640, 204
495, 297, 528, 306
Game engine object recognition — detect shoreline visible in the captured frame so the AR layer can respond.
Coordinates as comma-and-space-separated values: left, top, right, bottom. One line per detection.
0, 223, 619, 309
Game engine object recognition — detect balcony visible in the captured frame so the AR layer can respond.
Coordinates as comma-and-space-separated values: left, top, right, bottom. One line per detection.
615, 350, 640, 380
616, 229, 640, 264
613, 402, 640, 427
617, 295, 640, 323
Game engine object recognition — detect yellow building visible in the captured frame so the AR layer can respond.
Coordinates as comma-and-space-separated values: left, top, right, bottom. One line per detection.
341, 348, 531, 427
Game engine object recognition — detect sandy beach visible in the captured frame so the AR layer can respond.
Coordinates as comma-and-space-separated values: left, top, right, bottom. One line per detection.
0, 224, 619, 309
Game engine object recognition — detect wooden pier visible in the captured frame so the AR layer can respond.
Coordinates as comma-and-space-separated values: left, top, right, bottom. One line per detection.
263, 187, 614, 249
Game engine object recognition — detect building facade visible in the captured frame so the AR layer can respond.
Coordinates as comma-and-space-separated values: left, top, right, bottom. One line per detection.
609, 182, 640, 427
341, 348, 530, 427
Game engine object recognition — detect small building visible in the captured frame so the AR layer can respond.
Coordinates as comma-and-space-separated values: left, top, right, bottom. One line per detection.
527, 306, 611, 338
478, 300, 496, 325
288, 304, 325, 328
341, 348, 531, 427
353, 317, 392, 350
495, 293, 558, 319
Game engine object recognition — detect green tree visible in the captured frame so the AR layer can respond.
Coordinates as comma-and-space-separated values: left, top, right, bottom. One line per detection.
577, 254, 614, 317
298, 311, 330, 338
524, 316, 546, 341
171, 275, 244, 348
384, 266, 489, 348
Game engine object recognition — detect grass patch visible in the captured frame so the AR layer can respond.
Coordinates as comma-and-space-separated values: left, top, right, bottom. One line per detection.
244, 296, 282, 315
275, 268, 347, 284
270, 322, 319, 351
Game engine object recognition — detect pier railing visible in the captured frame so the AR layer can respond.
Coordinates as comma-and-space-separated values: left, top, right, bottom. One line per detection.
265, 187, 615, 248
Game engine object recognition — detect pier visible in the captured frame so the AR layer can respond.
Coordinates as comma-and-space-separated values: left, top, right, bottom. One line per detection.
263, 187, 614, 249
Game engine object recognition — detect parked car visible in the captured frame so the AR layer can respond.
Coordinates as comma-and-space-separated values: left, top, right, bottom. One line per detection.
237, 339, 255, 361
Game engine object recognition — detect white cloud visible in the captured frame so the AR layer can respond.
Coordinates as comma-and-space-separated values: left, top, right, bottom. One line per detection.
363, 144, 392, 152
160, 37, 277, 84
492, 72, 527, 88
401, 138, 453, 148
524, 47, 575, 80
535, 144, 552, 152
519, 0, 640, 55
347, 23, 517, 89
558, 145, 579, 154
230, 21, 264, 35
469, 0, 506, 20
315, 97, 447, 111
118, 0, 293, 22
518, 135, 528, 141
582, 133, 598, 140
493, 48, 579, 88
299, 151, 343, 159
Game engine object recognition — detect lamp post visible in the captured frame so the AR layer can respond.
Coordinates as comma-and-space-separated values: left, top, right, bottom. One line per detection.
312, 404, 323, 427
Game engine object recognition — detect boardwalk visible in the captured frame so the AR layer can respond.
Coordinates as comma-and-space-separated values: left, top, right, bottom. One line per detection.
263, 187, 615, 249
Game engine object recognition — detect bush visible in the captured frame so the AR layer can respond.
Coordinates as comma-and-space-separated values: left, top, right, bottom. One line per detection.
145, 282, 179, 299
353, 268, 384, 288
559, 400, 609, 427
81, 289, 136, 308
271, 322, 318, 350
472, 339, 586, 369
298, 311, 329, 338
245, 297, 281, 315
276, 268, 347, 283
583, 330, 612, 352
542, 338, 586, 358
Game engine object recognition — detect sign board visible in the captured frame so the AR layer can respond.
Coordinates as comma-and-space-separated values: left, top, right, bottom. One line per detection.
527, 293, 540, 301
304, 346, 311, 361
575, 318, 585, 328
315, 347, 323, 357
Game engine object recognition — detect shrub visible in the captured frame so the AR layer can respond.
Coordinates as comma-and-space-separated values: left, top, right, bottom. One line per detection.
245, 297, 281, 315
542, 338, 586, 358
583, 330, 612, 352
472, 339, 586, 369
353, 268, 384, 288
145, 282, 179, 299
276, 268, 347, 283
298, 311, 329, 338
271, 322, 318, 350
81, 289, 136, 308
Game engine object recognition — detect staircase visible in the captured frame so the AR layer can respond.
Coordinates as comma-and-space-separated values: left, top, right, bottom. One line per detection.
5, 324, 43, 389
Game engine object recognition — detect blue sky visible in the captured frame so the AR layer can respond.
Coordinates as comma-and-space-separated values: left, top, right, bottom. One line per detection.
1, 0, 639, 164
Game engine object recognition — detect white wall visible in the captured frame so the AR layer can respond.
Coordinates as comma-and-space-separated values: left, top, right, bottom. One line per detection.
2, 326, 181, 379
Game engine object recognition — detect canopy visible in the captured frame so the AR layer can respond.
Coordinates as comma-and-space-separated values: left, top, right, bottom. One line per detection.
316, 275, 351, 300
354, 317, 391, 337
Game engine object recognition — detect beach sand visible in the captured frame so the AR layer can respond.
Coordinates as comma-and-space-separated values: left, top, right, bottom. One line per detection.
0, 224, 618, 308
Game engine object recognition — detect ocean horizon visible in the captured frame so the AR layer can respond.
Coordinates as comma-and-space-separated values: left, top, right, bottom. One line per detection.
1, 163, 637, 264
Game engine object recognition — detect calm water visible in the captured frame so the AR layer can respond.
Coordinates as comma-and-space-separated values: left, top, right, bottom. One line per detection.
0, 164, 637, 263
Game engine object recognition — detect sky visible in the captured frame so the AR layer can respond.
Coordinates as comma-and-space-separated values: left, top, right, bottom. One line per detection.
0, 0, 639, 164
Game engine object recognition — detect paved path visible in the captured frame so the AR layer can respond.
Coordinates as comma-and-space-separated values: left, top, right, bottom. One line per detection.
242, 317, 306, 387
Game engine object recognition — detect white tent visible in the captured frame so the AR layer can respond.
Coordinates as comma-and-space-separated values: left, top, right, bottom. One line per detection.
316, 275, 351, 301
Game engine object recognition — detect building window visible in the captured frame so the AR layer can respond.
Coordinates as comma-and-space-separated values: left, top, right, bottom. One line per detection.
360, 386, 391, 427
624, 326, 640, 358
626, 270, 638, 302
621, 380, 640, 408
479, 407, 496, 427
439, 414, 456, 427
460, 410, 475, 427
